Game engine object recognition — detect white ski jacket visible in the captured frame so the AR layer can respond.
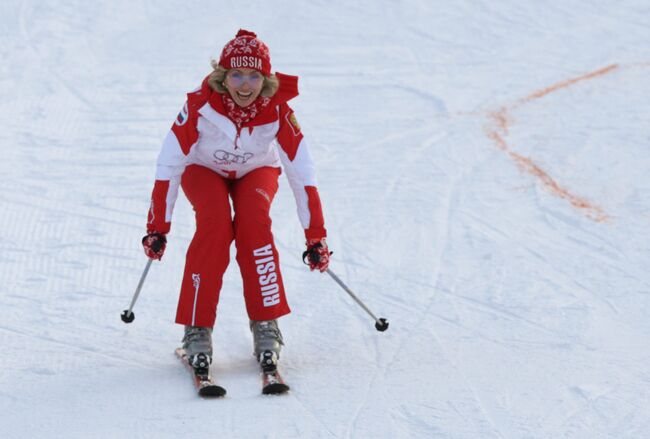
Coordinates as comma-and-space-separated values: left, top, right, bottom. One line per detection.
146, 73, 326, 240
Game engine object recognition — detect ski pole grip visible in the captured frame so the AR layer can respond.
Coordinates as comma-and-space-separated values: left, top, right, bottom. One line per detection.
302, 248, 321, 265
151, 239, 163, 253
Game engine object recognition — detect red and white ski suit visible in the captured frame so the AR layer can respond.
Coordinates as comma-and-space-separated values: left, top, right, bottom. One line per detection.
146, 73, 326, 327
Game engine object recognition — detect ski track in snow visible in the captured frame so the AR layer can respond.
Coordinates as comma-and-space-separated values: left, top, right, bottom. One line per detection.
345, 133, 459, 438
1, 1, 650, 438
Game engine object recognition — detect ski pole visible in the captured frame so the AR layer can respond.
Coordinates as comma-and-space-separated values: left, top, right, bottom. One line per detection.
121, 258, 153, 324
325, 268, 389, 332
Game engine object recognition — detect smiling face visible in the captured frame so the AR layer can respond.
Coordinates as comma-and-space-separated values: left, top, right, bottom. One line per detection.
224, 68, 265, 107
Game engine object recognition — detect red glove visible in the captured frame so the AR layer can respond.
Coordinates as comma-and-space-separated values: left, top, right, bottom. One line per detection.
303, 238, 331, 272
142, 232, 167, 260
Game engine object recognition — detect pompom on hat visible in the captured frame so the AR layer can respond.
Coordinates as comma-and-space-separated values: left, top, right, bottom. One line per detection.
219, 29, 271, 76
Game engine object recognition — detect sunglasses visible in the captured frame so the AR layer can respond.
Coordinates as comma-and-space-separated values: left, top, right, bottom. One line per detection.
227, 71, 264, 88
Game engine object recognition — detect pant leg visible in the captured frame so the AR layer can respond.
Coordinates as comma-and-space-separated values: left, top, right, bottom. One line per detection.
175, 165, 234, 327
231, 167, 291, 321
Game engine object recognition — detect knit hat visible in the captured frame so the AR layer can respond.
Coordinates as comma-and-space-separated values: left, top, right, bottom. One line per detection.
219, 29, 271, 76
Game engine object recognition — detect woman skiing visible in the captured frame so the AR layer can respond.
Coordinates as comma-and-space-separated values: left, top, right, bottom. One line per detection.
141, 29, 330, 375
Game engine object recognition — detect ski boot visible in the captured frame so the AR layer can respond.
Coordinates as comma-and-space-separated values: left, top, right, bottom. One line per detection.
250, 319, 284, 372
182, 326, 213, 373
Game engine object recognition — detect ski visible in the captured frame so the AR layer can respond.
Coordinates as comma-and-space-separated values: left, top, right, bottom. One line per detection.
175, 347, 227, 398
259, 350, 290, 395
262, 369, 290, 395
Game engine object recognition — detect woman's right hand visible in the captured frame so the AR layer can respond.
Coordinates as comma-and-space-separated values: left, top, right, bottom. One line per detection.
142, 232, 167, 260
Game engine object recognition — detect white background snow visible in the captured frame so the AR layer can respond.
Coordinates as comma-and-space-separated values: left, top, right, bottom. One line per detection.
1, 1, 649, 437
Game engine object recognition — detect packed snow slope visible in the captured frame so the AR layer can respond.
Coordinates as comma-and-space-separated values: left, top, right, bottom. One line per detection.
1, 1, 649, 438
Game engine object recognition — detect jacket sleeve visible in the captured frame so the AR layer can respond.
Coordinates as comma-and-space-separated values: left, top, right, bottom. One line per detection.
146, 101, 197, 234
275, 103, 327, 240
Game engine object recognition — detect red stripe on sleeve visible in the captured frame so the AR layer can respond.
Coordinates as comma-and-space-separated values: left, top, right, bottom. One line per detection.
304, 186, 327, 240
147, 180, 171, 234
276, 104, 303, 161
171, 89, 207, 154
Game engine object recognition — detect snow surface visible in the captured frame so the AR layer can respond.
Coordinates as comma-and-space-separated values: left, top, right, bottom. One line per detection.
1, 1, 649, 438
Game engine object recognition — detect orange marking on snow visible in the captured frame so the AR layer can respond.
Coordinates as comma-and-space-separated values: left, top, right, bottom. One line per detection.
488, 107, 510, 136
512, 150, 611, 222
486, 128, 611, 222
485, 129, 507, 151
519, 64, 619, 103
482, 64, 621, 223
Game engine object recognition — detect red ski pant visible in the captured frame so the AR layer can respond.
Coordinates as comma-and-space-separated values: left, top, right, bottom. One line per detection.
175, 165, 290, 327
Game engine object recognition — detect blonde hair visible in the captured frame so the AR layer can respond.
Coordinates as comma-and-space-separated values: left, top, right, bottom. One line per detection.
208, 60, 279, 98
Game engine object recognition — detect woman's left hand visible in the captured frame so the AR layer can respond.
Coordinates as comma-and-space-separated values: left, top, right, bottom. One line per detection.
303, 238, 331, 272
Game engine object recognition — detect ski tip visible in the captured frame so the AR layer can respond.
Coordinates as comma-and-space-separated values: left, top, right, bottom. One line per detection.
262, 383, 290, 395
199, 385, 227, 398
